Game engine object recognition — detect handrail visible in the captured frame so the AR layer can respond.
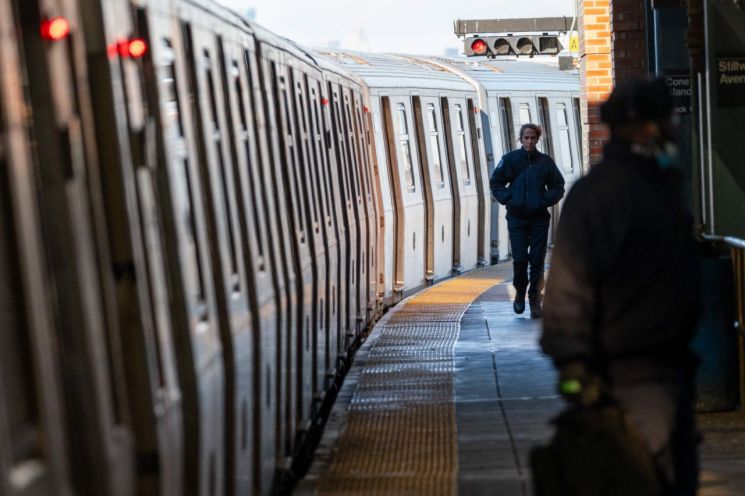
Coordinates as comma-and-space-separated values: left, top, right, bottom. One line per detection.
703, 234, 745, 406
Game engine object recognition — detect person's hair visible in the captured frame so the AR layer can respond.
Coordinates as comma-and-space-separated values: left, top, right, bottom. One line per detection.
518, 123, 542, 142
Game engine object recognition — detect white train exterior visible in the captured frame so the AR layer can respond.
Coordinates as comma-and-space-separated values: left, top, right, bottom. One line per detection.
0, 0, 579, 494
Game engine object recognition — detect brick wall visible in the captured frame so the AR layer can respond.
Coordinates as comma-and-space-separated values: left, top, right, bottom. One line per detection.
579, 0, 648, 167
579, 0, 613, 167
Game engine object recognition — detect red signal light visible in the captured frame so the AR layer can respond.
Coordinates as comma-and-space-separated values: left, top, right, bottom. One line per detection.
41, 17, 70, 42
118, 38, 148, 58
470, 38, 488, 56
321, 98, 329, 106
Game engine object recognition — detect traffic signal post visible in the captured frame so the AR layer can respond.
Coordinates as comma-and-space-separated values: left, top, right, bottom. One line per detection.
454, 17, 572, 59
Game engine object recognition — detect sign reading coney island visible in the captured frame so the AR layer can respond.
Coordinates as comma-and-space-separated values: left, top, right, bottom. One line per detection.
716, 55, 745, 107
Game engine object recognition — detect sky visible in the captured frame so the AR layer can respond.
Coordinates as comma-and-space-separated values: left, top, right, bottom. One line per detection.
215, 0, 578, 56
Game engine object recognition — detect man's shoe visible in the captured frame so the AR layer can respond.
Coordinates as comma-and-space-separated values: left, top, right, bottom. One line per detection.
513, 293, 526, 314
529, 297, 542, 319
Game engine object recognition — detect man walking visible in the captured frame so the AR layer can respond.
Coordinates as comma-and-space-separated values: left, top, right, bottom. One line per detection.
490, 123, 565, 318
541, 78, 701, 495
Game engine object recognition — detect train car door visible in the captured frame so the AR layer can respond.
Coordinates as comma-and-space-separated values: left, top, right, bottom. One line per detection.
223, 35, 279, 496
329, 83, 360, 347
292, 68, 328, 408
10, 0, 135, 493
0, 2, 71, 492
351, 91, 377, 322
319, 80, 349, 371
380, 96, 406, 294
243, 39, 292, 490
145, 15, 226, 496
440, 97, 463, 274
412, 96, 436, 283
369, 96, 397, 304
341, 88, 367, 333
190, 24, 262, 496
467, 98, 490, 267
285, 64, 319, 433
88, 6, 187, 495
307, 77, 339, 389
256, 45, 301, 463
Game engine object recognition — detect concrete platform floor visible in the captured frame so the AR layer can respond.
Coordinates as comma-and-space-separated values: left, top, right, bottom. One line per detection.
298, 263, 745, 495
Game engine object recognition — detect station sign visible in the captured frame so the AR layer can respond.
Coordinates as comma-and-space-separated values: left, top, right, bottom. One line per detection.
716, 54, 745, 107
663, 74, 691, 114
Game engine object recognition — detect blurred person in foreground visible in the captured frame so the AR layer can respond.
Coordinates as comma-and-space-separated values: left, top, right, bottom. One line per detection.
540, 78, 701, 495
490, 123, 565, 318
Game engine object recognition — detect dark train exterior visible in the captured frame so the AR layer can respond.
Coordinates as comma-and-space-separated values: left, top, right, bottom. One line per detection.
0, 0, 579, 495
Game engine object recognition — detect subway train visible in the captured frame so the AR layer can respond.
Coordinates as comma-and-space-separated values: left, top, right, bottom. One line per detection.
0, 0, 579, 495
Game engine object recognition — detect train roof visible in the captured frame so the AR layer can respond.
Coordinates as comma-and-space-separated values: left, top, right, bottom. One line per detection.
313, 50, 475, 92
429, 57, 579, 93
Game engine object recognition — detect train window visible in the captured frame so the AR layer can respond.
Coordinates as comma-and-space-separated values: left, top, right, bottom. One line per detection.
277, 72, 306, 238
342, 94, 360, 200
538, 97, 554, 157
573, 97, 583, 166
233, 59, 265, 264
354, 104, 371, 198
396, 104, 415, 191
310, 86, 333, 218
204, 49, 240, 289
518, 103, 532, 125
182, 159, 208, 306
454, 104, 470, 185
0, 170, 40, 464
333, 97, 355, 205
499, 97, 514, 152
161, 39, 184, 136
295, 77, 319, 226
556, 103, 574, 172
426, 104, 445, 188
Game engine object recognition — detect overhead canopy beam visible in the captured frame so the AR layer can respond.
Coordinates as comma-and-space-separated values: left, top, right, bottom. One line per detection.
453, 17, 574, 37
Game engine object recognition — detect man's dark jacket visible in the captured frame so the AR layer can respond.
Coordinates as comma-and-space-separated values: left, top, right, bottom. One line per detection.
490, 148, 565, 220
541, 141, 701, 385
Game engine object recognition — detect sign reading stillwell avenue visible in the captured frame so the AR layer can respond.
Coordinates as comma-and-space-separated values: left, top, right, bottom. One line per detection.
716, 55, 745, 107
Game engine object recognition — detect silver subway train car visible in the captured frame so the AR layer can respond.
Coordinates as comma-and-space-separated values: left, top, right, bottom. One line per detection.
0, 0, 579, 494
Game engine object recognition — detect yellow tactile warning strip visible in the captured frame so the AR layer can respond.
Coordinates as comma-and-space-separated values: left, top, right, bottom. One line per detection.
317, 268, 504, 495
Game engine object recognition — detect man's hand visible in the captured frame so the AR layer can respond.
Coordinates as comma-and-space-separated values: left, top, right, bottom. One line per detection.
558, 361, 610, 407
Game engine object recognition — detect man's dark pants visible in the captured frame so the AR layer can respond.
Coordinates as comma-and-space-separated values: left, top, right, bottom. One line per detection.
507, 214, 550, 298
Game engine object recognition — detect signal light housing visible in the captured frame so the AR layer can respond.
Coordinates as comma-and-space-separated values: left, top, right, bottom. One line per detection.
41, 17, 70, 42
464, 34, 563, 58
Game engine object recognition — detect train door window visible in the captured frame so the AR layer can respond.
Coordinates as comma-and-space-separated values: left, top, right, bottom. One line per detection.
518, 103, 532, 125
162, 40, 184, 135
295, 76, 319, 228
310, 86, 333, 223
556, 103, 574, 172
342, 94, 360, 201
203, 49, 240, 290
499, 97, 514, 152
538, 97, 554, 157
573, 97, 583, 165
165, 34, 208, 313
353, 101, 370, 201
276, 67, 306, 240
233, 57, 265, 268
396, 104, 415, 191
426, 104, 445, 188
454, 104, 470, 185
331, 96, 351, 203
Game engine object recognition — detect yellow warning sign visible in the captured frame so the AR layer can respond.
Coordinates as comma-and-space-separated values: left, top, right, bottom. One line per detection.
569, 33, 580, 53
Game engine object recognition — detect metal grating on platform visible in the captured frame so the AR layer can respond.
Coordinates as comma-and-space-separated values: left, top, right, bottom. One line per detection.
316, 270, 503, 495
